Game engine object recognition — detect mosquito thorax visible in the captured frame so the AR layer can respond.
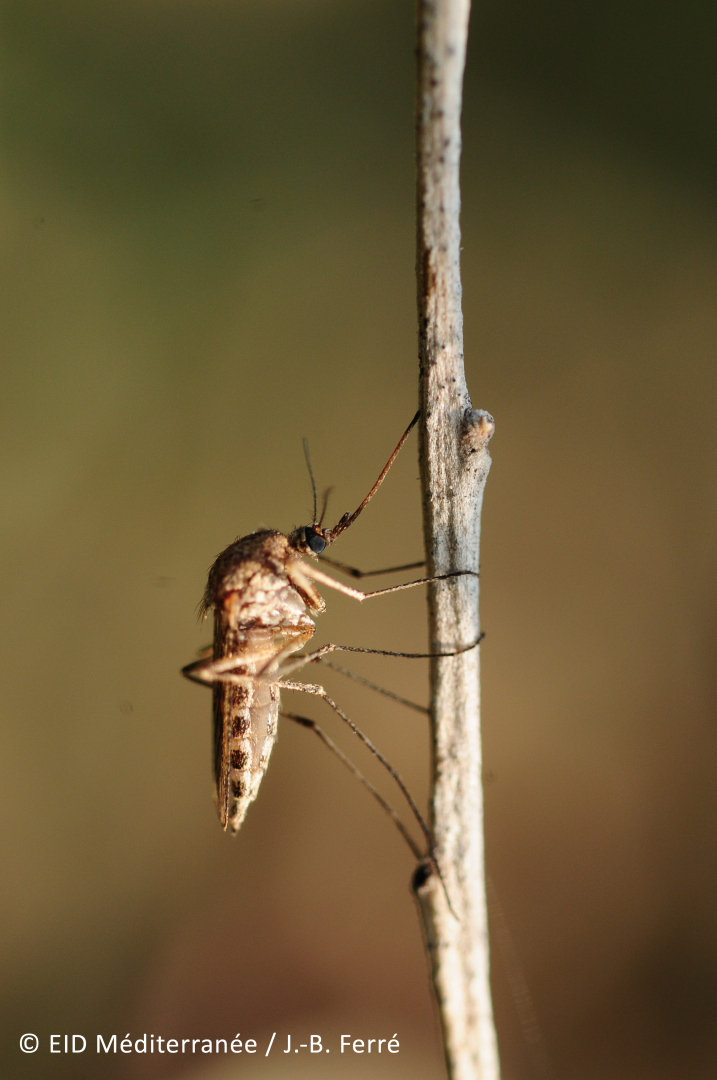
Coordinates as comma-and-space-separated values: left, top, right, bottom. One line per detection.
288, 525, 328, 555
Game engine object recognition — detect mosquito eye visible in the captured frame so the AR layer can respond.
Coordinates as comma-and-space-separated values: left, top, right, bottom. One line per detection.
305, 528, 326, 554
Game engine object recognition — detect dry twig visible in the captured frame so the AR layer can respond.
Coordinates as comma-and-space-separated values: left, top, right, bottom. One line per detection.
413, 0, 500, 1076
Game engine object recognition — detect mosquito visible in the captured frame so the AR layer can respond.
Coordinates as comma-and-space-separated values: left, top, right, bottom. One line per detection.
181, 411, 479, 863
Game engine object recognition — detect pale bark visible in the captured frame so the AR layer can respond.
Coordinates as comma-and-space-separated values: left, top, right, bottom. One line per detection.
414, 0, 500, 1077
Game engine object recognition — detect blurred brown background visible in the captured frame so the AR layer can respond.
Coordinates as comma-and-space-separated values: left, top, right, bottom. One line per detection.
2, 1, 716, 1078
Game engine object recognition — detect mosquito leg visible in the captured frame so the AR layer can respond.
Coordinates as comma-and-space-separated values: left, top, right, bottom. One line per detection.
316, 658, 429, 715
280, 686, 456, 917
182, 663, 257, 687
279, 679, 432, 851
182, 655, 226, 686
360, 570, 478, 600
318, 555, 426, 579
322, 633, 484, 660
183, 625, 316, 686
260, 632, 484, 684
182, 644, 292, 687
280, 711, 424, 861
186, 630, 485, 689
296, 560, 478, 602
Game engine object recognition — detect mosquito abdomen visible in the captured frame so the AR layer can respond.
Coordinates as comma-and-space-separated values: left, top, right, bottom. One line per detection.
219, 679, 279, 831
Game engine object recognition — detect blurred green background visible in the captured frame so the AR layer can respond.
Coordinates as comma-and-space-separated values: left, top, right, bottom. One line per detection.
2, 1, 716, 1078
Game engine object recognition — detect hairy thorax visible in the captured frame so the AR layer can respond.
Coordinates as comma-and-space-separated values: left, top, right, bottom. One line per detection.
202, 529, 322, 628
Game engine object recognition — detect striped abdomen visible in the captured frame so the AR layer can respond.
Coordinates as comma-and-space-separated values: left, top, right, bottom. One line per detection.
212, 620, 313, 831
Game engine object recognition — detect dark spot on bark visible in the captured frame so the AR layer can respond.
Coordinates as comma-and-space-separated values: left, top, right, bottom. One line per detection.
412, 861, 433, 890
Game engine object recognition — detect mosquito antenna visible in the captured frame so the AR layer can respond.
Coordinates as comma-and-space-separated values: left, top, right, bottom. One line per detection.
318, 486, 334, 527
302, 437, 318, 525
326, 410, 419, 543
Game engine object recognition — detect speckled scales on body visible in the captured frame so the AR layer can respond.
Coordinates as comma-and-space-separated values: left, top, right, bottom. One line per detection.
208, 533, 319, 832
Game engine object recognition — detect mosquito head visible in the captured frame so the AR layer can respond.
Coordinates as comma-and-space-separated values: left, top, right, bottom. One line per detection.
288, 523, 330, 555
